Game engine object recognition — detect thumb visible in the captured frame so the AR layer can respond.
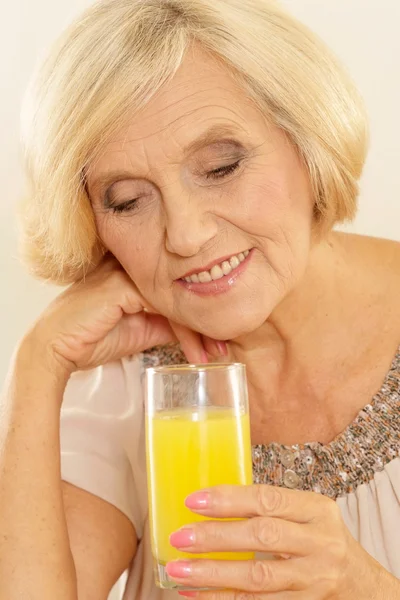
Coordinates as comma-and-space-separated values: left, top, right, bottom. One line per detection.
168, 321, 209, 365
202, 335, 228, 360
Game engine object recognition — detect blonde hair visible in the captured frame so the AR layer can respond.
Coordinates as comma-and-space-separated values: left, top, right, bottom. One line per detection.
20, 0, 368, 284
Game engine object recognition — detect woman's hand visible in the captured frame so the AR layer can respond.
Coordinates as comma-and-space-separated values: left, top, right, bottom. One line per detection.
23, 256, 223, 380
167, 484, 396, 599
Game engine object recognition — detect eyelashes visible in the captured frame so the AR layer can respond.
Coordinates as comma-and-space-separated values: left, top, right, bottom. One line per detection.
109, 160, 242, 214
110, 198, 140, 214
205, 160, 241, 180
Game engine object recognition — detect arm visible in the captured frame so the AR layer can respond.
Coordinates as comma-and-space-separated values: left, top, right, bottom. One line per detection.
0, 344, 78, 599
62, 483, 137, 600
0, 344, 137, 600
0, 258, 210, 599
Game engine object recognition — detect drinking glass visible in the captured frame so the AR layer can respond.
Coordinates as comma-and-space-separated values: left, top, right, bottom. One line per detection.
145, 363, 253, 591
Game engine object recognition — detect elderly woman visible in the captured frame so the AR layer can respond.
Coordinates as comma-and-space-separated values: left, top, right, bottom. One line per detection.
1, 0, 399, 598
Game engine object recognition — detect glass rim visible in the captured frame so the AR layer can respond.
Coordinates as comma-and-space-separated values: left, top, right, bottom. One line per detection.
146, 362, 245, 375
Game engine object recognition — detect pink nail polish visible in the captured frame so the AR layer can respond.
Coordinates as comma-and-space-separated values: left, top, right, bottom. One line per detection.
216, 341, 228, 356
166, 560, 193, 579
170, 528, 195, 548
178, 592, 198, 598
185, 491, 211, 510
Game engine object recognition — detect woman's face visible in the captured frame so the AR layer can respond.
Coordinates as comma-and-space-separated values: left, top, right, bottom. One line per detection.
87, 47, 314, 340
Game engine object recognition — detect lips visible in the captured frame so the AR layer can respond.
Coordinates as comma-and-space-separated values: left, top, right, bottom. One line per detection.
181, 250, 250, 284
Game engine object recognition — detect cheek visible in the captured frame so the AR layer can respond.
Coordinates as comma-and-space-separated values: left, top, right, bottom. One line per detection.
236, 171, 313, 284
96, 215, 161, 281
231, 169, 313, 239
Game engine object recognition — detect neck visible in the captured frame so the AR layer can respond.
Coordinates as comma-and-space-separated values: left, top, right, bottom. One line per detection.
227, 232, 373, 412
230, 233, 346, 363
227, 231, 400, 445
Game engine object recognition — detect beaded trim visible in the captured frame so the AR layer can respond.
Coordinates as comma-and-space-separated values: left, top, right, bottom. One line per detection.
142, 344, 400, 499
142, 343, 188, 369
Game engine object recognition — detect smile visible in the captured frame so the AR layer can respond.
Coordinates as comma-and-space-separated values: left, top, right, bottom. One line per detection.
181, 250, 250, 284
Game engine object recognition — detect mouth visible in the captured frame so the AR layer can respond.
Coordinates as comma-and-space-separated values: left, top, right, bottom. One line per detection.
180, 250, 250, 284
176, 249, 253, 296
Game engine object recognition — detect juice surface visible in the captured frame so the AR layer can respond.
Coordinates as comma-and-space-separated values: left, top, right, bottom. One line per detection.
146, 406, 253, 563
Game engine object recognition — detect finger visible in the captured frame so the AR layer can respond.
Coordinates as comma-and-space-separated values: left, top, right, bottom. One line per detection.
169, 321, 209, 365
170, 517, 317, 556
126, 313, 178, 352
202, 336, 228, 359
188, 590, 310, 600
85, 253, 121, 278
166, 557, 310, 594
89, 312, 178, 364
185, 485, 334, 523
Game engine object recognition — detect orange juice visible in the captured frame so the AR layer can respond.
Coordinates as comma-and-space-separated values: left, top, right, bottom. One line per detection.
146, 406, 253, 563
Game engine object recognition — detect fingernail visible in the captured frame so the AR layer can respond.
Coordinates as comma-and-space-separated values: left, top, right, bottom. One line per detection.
185, 491, 211, 510
200, 350, 209, 364
216, 341, 228, 356
178, 592, 198, 597
170, 528, 195, 548
166, 560, 193, 579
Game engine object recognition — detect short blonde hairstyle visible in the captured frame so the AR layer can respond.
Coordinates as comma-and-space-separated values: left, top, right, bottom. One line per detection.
20, 0, 368, 284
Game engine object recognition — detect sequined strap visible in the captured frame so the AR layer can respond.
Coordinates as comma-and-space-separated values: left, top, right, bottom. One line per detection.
253, 348, 400, 499
142, 343, 188, 368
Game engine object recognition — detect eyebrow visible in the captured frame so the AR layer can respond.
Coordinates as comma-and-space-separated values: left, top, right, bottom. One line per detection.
181, 123, 245, 156
88, 123, 245, 197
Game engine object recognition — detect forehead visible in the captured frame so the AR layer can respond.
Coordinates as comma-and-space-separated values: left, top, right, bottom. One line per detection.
98, 47, 256, 159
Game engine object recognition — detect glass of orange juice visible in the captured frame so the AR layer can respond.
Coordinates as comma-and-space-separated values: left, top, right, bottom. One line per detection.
145, 362, 253, 591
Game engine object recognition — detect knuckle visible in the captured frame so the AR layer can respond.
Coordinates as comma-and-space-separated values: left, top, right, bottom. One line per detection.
302, 590, 322, 600
252, 517, 281, 548
207, 561, 222, 585
318, 572, 340, 597
323, 496, 341, 519
255, 485, 286, 515
330, 506, 344, 527
233, 593, 258, 600
312, 495, 342, 527
247, 560, 273, 590
310, 536, 348, 594
196, 521, 217, 545
327, 535, 348, 563
108, 268, 127, 287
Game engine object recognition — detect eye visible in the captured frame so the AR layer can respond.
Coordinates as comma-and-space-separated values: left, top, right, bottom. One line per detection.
205, 160, 241, 180
109, 198, 140, 214
103, 179, 149, 214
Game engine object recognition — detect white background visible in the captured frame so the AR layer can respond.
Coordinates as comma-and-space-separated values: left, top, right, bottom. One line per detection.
1, 2, 399, 597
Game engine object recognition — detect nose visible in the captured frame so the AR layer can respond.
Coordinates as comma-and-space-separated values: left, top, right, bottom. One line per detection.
164, 194, 218, 257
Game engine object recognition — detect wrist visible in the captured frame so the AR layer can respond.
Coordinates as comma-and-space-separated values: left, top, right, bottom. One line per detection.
10, 333, 72, 393
0, 337, 71, 442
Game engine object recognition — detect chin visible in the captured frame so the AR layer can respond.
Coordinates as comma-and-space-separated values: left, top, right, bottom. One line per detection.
186, 306, 270, 342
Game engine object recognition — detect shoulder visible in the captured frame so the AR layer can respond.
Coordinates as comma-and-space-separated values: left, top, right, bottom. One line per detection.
337, 233, 400, 334
335, 232, 400, 264
344, 233, 400, 271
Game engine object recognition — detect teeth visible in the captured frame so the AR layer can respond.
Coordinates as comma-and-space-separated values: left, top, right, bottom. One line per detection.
229, 256, 240, 269
198, 271, 212, 283
210, 265, 224, 280
183, 250, 251, 284
221, 261, 232, 276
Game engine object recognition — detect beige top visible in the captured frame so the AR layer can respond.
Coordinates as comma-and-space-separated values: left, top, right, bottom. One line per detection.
60, 346, 400, 599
